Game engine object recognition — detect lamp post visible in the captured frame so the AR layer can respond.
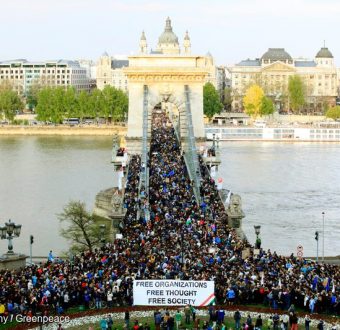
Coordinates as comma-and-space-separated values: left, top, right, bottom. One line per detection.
0, 219, 22, 254
315, 231, 319, 263
322, 212, 325, 262
100, 224, 106, 247
254, 225, 261, 249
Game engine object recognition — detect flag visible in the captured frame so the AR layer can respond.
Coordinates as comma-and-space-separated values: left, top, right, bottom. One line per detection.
261, 273, 264, 286
278, 278, 282, 289
332, 280, 335, 294
312, 275, 318, 291
167, 169, 175, 177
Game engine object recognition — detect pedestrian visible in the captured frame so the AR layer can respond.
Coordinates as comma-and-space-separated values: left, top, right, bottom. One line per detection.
100, 317, 108, 330
289, 313, 298, 330
304, 315, 311, 330
282, 314, 289, 330
234, 310, 241, 330
185, 304, 191, 324
107, 315, 113, 330
125, 310, 130, 329
175, 310, 182, 330
255, 315, 263, 330
191, 305, 197, 322
267, 316, 273, 330
317, 320, 324, 330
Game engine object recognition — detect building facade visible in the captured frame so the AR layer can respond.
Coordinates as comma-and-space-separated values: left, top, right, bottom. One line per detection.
96, 53, 129, 91
228, 47, 337, 112
125, 17, 213, 151
96, 17, 224, 95
0, 59, 91, 95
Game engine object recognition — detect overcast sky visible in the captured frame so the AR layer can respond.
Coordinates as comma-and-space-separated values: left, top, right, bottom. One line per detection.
1, 0, 339, 65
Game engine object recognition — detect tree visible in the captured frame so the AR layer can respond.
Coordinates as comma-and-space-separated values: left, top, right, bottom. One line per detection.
288, 75, 305, 113
260, 96, 275, 116
243, 84, 264, 118
222, 87, 232, 111
203, 82, 223, 119
325, 106, 340, 120
63, 87, 77, 119
26, 82, 42, 111
77, 90, 91, 121
0, 84, 23, 122
58, 200, 106, 253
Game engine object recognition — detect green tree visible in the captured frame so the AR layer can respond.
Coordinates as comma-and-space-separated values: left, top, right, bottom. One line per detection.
58, 200, 107, 253
63, 87, 77, 119
26, 82, 42, 111
112, 88, 128, 122
222, 87, 232, 111
203, 82, 223, 119
288, 75, 305, 113
260, 96, 275, 116
243, 84, 264, 118
325, 106, 340, 120
0, 87, 23, 122
77, 90, 91, 121
89, 88, 103, 122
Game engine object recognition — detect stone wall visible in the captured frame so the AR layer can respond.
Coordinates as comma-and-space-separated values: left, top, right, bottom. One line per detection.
0, 126, 127, 136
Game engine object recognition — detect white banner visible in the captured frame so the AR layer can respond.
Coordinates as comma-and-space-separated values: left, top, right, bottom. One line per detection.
133, 280, 215, 306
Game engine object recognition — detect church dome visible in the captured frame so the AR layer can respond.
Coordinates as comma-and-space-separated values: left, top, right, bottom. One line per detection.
315, 47, 333, 58
261, 48, 292, 62
158, 17, 179, 44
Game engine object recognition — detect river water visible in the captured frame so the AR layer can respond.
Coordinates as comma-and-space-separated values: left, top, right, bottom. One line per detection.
0, 137, 339, 257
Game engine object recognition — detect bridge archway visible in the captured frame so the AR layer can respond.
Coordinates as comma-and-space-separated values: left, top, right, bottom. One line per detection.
124, 55, 209, 153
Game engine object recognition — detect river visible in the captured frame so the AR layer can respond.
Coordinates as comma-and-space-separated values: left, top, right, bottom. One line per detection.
0, 137, 339, 257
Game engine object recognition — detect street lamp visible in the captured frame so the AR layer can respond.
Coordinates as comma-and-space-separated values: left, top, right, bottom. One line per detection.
254, 225, 261, 249
322, 212, 325, 262
315, 231, 319, 263
0, 219, 22, 254
100, 224, 106, 247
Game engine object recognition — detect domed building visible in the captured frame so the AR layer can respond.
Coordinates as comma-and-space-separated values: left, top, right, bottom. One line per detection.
155, 17, 180, 55
228, 46, 338, 113
315, 47, 334, 67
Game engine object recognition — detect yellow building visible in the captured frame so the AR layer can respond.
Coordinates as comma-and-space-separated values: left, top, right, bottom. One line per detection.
96, 53, 129, 91
96, 18, 225, 94
228, 47, 337, 113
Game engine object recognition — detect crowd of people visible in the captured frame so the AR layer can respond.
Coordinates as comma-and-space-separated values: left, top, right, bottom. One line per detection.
0, 109, 339, 322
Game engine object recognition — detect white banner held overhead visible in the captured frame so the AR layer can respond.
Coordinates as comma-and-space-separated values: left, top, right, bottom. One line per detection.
133, 280, 215, 306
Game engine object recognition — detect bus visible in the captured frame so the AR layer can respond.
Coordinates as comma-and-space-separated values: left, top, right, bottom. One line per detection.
63, 118, 80, 126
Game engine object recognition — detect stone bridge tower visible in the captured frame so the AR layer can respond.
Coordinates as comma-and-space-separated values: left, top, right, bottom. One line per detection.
124, 17, 210, 153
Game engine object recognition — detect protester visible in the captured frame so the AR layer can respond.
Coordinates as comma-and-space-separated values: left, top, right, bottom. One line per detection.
0, 109, 338, 319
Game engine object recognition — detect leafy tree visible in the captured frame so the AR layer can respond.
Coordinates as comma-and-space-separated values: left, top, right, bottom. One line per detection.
222, 87, 232, 111
260, 96, 275, 116
203, 82, 223, 119
112, 88, 128, 122
63, 87, 78, 119
77, 90, 91, 121
243, 84, 264, 118
0, 85, 23, 121
58, 200, 107, 253
89, 88, 104, 122
288, 75, 305, 113
325, 106, 340, 120
26, 82, 42, 110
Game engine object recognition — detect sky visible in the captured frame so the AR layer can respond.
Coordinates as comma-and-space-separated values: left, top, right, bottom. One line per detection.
1, 0, 340, 66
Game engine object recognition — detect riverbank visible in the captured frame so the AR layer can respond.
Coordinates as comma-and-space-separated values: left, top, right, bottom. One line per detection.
0, 125, 127, 136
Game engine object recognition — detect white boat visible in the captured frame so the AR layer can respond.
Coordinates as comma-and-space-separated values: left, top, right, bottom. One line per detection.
206, 123, 340, 141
